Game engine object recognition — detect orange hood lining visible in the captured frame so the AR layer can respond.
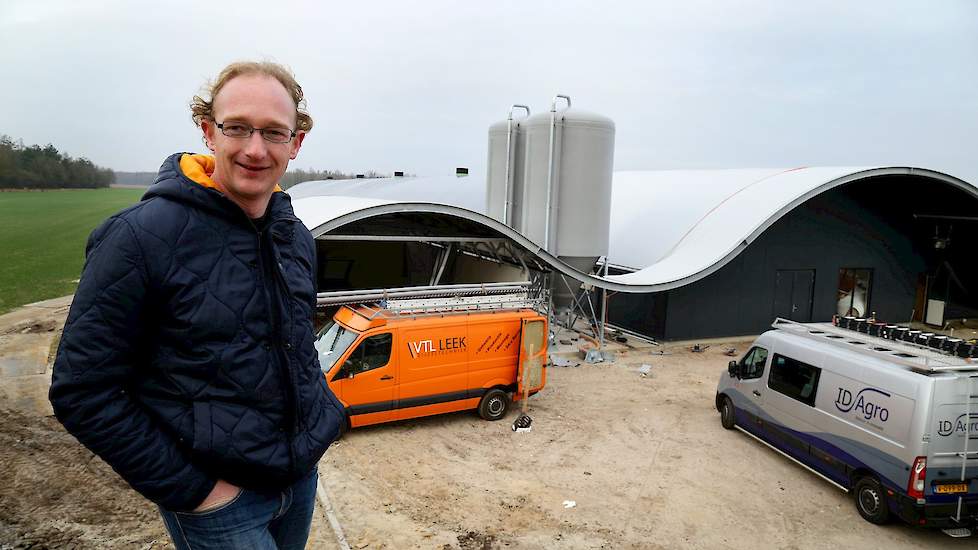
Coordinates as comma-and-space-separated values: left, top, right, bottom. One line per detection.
179, 154, 283, 192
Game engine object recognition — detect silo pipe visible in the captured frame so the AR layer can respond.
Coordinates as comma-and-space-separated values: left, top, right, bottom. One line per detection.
503, 104, 530, 226
545, 94, 571, 251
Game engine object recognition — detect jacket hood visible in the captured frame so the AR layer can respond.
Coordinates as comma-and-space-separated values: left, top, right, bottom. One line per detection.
143, 153, 294, 222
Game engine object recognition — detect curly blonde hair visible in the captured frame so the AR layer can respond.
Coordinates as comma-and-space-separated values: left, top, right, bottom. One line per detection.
190, 61, 313, 132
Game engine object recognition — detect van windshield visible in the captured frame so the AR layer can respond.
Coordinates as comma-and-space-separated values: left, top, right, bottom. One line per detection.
314, 321, 359, 373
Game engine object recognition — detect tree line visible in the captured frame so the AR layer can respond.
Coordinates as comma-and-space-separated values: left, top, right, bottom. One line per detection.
114, 168, 392, 189
0, 135, 115, 189
0, 133, 395, 190
279, 169, 387, 189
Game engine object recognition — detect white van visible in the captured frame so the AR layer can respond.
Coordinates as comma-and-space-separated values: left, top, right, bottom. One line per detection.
716, 318, 978, 536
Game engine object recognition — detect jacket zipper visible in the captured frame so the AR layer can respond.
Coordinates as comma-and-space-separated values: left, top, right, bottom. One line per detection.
266, 218, 303, 436
253, 220, 299, 476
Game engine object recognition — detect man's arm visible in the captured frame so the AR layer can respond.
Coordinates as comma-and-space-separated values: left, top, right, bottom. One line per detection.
49, 216, 216, 511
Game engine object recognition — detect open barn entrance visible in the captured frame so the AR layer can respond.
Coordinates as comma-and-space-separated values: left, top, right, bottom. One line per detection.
313, 212, 552, 292
846, 175, 978, 333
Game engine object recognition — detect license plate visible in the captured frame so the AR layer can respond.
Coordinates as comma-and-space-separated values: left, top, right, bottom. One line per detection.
935, 483, 969, 494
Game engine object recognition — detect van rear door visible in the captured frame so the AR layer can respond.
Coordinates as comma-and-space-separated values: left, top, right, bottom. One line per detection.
516, 317, 546, 399
928, 375, 978, 504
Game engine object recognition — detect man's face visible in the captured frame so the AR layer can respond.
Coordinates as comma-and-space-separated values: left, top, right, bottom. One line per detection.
201, 74, 305, 205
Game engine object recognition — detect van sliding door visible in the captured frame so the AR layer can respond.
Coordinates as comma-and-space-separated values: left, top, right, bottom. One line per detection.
395, 324, 470, 420
517, 319, 546, 399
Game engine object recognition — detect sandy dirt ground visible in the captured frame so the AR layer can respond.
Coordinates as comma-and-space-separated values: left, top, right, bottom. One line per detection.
0, 314, 970, 548
317, 344, 963, 549
0, 405, 340, 549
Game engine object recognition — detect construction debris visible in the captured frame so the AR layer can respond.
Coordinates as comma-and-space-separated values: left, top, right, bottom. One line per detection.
583, 349, 604, 363
551, 356, 580, 368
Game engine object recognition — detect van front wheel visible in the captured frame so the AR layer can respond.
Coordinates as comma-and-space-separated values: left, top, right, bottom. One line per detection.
719, 396, 735, 430
854, 476, 890, 524
478, 389, 509, 421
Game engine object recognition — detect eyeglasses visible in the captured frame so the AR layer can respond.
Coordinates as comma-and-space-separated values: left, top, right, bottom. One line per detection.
217, 122, 296, 143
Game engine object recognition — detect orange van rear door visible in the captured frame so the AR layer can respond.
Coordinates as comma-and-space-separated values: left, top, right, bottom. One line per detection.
516, 318, 547, 398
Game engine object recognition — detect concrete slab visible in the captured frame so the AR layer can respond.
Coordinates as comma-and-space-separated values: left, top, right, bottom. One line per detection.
0, 372, 54, 415
0, 295, 71, 416
1, 295, 73, 323
0, 334, 50, 376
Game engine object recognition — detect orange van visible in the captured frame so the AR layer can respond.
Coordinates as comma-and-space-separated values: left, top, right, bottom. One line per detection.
315, 304, 547, 429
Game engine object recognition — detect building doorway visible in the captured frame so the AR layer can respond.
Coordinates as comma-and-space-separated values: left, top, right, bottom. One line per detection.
774, 269, 815, 322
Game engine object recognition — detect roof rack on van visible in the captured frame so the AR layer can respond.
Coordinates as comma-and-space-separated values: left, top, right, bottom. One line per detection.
317, 282, 544, 318
317, 282, 534, 307
771, 318, 978, 374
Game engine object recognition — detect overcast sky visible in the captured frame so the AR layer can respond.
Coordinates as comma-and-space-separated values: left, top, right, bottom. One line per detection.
2, 0, 976, 184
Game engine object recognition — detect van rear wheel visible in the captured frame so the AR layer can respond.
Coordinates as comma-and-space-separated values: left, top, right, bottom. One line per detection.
478, 389, 509, 421
854, 476, 890, 524
719, 396, 735, 430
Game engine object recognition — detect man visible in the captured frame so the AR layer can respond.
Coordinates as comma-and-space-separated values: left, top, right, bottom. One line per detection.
49, 61, 345, 549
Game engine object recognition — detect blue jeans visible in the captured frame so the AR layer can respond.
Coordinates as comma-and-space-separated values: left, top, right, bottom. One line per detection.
159, 467, 318, 550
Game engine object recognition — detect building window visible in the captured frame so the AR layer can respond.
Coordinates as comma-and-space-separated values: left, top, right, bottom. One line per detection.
768, 354, 821, 406
837, 268, 872, 317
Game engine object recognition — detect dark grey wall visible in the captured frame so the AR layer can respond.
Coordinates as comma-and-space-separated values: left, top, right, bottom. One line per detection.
606, 287, 667, 340
607, 175, 975, 341
660, 187, 925, 340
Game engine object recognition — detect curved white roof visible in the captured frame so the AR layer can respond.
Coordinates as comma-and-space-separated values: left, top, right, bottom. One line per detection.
289, 166, 976, 293
288, 174, 485, 212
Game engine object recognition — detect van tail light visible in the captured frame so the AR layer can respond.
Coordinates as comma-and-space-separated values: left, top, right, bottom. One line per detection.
908, 456, 926, 501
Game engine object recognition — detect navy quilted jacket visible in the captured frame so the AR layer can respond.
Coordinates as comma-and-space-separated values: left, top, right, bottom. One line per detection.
50, 153, 345, 511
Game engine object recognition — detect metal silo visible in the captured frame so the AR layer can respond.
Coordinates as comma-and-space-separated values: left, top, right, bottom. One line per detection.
485, 105, 530, 229
521, 96, 615, 269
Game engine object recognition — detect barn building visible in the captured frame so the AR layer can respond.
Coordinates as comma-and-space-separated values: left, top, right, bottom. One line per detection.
288, 165, 978, 341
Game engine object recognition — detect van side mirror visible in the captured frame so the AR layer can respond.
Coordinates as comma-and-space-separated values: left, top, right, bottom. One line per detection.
728, 360, 740, 378
331, 365, 351, 383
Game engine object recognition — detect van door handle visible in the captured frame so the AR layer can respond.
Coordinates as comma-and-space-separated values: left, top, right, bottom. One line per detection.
752, 390, 761, 397
380, 375, 394, 380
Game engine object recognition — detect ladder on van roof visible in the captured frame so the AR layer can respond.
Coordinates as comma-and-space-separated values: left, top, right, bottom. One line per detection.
932, 373, 978, 528
317, 282, 545, 318
770, 318, 978, 374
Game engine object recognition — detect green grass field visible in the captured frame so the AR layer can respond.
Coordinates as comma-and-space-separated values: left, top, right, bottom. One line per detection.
0, 188, 145, 315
